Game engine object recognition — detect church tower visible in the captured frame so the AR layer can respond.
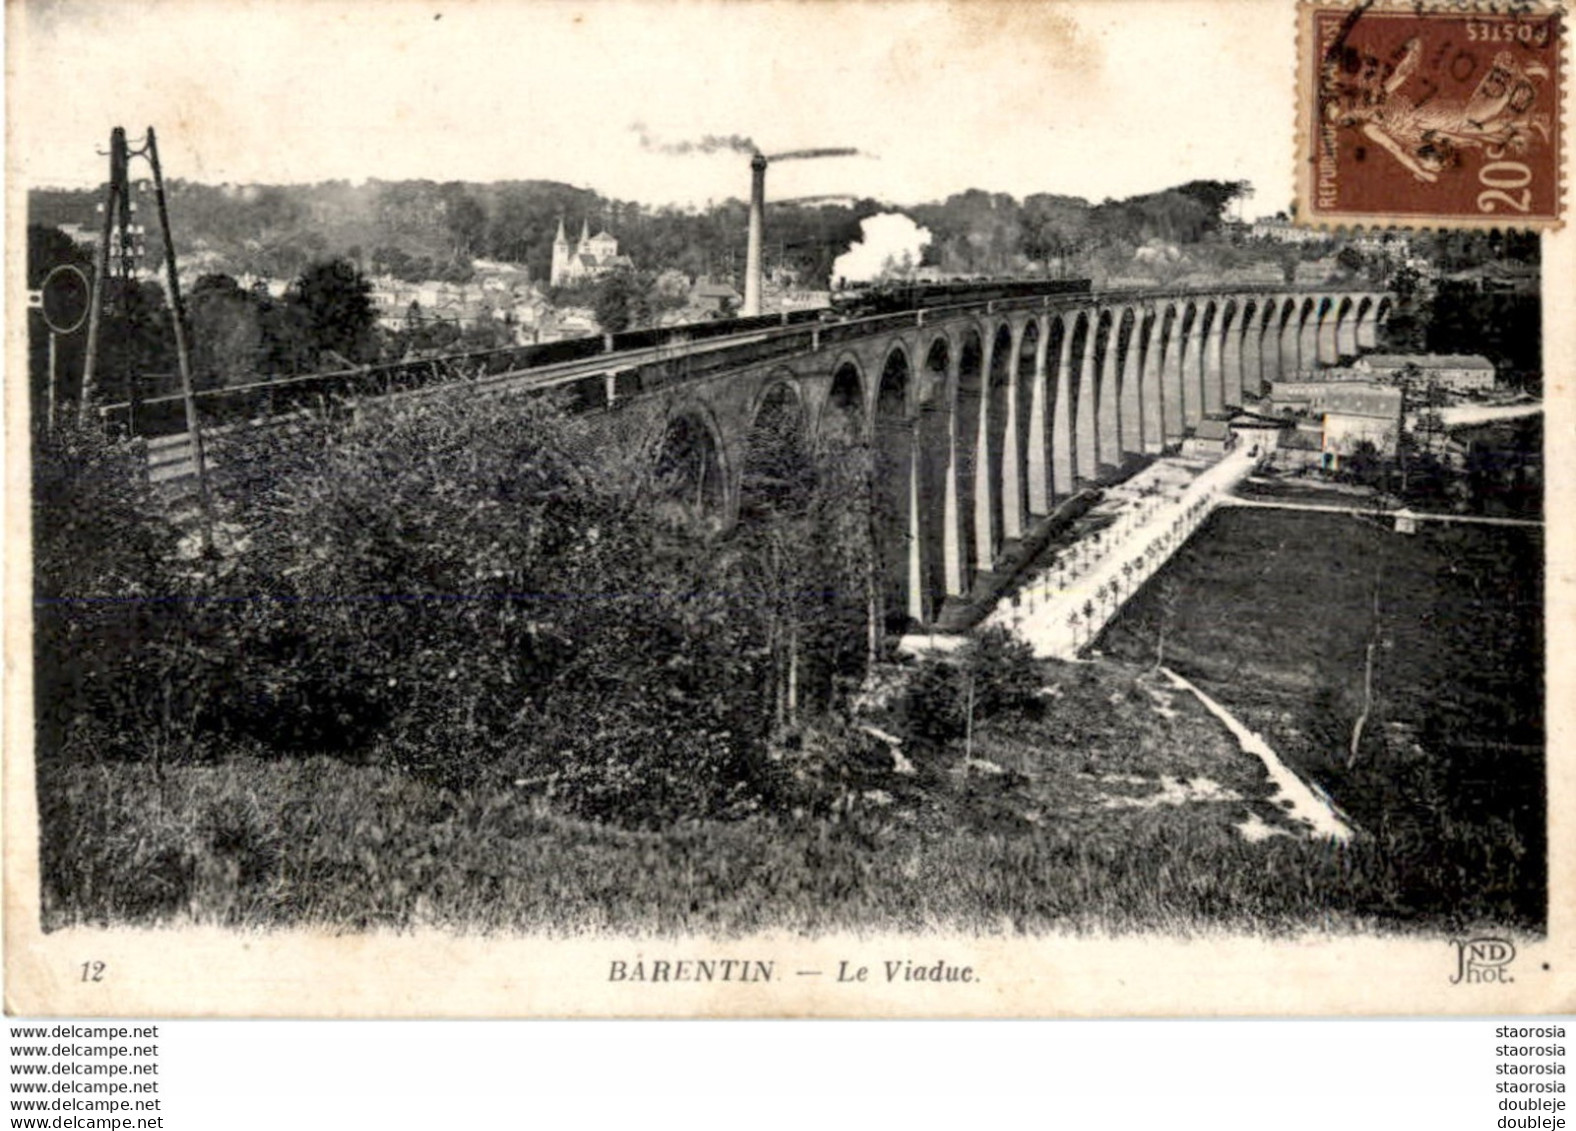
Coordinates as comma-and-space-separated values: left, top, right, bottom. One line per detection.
550, 216, 571, 287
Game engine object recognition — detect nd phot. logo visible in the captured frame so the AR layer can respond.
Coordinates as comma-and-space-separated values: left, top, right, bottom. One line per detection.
1450, 936, 1516, 984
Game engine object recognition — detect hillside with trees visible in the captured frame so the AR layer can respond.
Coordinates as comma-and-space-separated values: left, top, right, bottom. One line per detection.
30, 177, 1272, 290
27, 177, 1539, 417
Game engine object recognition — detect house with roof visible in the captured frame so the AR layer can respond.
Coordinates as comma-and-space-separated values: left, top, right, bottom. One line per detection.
1321, 384, 1404, 465
1287, 365, 1371, 383
550, 219, 634, 287
1261, 381, 1402, 471
1181, 417, 1235, 459
1270, 380, 1400, 417
690, 278, 741, 318
1225, 409, 1294, 458
1354, 352, 1497, 393
1249, 215, 1328, 245
57, 222, 100, 250
1273, 423, 1327, 470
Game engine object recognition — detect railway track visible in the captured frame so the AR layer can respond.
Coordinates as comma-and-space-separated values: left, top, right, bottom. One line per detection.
115, 280, 1374, 498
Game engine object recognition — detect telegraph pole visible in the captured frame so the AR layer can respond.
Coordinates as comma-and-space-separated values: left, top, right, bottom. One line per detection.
77, 125, 215, 555
79, 128, 128, 418
146, 126, 215, 556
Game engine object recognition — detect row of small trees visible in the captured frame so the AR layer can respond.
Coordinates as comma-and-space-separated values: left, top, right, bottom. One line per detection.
1037, 498, 1210, 649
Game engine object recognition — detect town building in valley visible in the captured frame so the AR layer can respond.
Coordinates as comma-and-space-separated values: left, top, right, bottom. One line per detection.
1270, 380, 1400, 416
1181, 417, 1234, 459
550, 219, 634, 287
1320, 384, 1405, 463
1354, 352, 1497, 392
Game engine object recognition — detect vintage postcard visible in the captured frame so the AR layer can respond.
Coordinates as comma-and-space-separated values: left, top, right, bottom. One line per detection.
5, 0, 1573, 1018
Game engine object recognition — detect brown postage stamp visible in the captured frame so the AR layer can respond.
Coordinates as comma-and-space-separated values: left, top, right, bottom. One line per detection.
1298, 2, 1565, 228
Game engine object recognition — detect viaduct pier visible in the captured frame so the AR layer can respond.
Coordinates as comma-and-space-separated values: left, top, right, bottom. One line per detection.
113, 282, 1393, 633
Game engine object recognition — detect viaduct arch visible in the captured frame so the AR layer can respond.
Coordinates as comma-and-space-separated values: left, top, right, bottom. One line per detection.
625, 286, 1390, 631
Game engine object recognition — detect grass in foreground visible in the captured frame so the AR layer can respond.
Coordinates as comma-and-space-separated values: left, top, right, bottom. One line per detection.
37, 659, 1533, 937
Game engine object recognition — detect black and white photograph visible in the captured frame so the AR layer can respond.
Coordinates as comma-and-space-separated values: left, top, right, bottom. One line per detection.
5, 0, 1571, 1019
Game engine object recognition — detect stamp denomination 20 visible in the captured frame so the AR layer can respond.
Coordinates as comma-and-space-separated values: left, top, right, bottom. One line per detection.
1298, 4, 1564, 228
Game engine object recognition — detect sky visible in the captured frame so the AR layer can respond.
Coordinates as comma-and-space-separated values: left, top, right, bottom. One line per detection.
9, 0, 1297, 215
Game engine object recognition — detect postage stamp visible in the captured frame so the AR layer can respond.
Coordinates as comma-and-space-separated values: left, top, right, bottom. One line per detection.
1298, 2, 1566, 228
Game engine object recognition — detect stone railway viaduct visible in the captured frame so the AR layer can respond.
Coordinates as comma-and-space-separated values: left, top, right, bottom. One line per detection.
132, 282, 1391, 631
622, 285, 1393, 629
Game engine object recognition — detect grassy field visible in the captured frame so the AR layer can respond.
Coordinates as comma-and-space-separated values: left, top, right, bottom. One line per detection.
1233, 477, 1380, 506
1096, 507, 1545, 929
38, 652, 1524, 938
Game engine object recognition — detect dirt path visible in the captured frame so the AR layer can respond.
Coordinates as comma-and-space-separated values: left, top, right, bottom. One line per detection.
1159, 667, 1354, 842
1220, 496, 1543, 529
1435, 402, 1542, 428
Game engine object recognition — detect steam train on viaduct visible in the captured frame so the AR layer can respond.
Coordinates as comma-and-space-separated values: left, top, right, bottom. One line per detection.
827, 275, 1093, 318
105, 276, 1096, 440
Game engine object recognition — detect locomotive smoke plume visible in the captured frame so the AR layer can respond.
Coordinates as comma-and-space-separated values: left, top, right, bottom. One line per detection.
833, 213, 933, 285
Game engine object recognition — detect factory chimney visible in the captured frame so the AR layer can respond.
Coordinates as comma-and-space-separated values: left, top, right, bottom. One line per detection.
743, 153, 767, 317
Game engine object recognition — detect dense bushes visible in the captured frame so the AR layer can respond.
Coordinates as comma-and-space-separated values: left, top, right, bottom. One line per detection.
34, 389, 885, 827
32, 419, 197, 765
34, 403, 1544, 933
1299, 695, 1543, 925
902, 627, 1044, 744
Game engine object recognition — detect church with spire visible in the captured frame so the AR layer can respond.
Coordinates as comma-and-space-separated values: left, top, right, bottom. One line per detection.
550, 217, 633, 287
